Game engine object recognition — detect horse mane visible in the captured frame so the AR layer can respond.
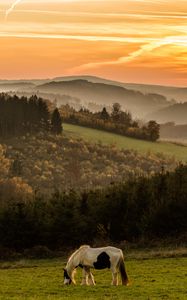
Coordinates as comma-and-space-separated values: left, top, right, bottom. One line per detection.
68, 245, 90, 263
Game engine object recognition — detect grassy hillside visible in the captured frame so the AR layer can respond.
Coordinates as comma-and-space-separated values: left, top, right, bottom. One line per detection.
64, 123, 187, 162
0, 256, 186, 300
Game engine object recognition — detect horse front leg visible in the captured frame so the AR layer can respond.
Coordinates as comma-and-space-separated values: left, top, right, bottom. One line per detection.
81, 267, 89, 285
88, 271, 96, 285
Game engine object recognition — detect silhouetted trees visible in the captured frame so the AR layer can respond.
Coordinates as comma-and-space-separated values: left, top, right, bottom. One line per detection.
100, 107, 110, 120
0, 93, 62, 137
51, 108, 63, 134
0, 164, 186, 250
60, 103, 160, 141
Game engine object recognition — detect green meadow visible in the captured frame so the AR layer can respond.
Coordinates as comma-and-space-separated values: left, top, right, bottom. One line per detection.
0, 248, 187, 300
64, 123, 187, 162
0, 256, 187, 300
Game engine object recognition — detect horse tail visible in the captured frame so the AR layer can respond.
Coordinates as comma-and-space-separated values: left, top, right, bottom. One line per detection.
118, 255, 129, 286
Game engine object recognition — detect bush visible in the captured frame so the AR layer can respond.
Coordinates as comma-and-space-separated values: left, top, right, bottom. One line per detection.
23, 246, 54, 259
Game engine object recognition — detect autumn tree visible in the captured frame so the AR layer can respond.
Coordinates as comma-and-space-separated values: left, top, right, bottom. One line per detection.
147, 120, 160, 141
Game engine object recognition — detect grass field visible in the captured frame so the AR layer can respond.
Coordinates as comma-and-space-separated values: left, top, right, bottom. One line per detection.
64, 123, 187, 162
0, 255, 187, 300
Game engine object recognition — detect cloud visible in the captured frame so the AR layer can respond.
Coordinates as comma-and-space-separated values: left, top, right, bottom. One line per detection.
71, 41, 163, 72
71, 36, 187, 72
5, 0, 22, 20
0, 31, 156, 43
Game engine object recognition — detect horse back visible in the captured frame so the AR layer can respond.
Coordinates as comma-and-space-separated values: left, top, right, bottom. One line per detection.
81, 246, 122, 269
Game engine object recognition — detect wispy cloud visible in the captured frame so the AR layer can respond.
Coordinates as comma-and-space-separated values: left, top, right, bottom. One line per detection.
5, 0, 22, 20
71, 41, 164, 72
71, 36, 187, 72
5, 10, 187, 19
0, 31, 155, 43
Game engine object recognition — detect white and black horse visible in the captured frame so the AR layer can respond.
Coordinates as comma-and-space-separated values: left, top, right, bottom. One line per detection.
63, 245, 129, 286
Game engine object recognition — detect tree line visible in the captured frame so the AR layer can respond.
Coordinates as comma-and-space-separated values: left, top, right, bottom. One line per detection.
0, 164, 186, 251
60, 103, 160, 141
0, 93, 62, 137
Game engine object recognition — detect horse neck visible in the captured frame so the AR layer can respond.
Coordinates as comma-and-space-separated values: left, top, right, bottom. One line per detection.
66, 246, 89, 276
66, 251, 80, 276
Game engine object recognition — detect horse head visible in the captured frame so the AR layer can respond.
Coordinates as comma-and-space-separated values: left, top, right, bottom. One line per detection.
63, 268, 72, 285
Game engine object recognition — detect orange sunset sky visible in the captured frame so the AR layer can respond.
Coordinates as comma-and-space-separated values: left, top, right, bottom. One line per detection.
0, 0, 187, 85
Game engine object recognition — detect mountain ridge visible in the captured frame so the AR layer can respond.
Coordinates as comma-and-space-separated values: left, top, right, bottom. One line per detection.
37, 79, 170, 118
0, 75, 186, 102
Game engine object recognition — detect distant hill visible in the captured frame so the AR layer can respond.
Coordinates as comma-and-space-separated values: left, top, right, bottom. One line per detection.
0, 82, 35, 92
122, 83, 187, 103
1, 75, 186, 103
53, 76, 187, 103
1, 75, 186, 119
147, 102, 187, 124
37, 79, 170, 118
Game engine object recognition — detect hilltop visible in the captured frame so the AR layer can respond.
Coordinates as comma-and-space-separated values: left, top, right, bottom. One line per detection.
1, 76, 186, 124
0, 76, 174, 119
53, 75, 187, 103
1, 75, 186, 102
37, 79, 170, 117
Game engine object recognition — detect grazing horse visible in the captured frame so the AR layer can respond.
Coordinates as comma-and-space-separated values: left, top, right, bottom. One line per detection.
63, 245, 129, 286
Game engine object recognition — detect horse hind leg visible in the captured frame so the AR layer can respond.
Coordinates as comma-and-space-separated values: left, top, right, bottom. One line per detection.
111, 269, 118, 286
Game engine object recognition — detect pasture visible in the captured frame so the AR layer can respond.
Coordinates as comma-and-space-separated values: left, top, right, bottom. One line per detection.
64, 123, 187, 162
0, 256, 187, 300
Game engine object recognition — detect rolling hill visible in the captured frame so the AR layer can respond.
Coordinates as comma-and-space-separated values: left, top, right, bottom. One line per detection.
37, 79, 170, 118
1, 75, 186, 122
53, 75, 187, 103
63, 123, 187, 162
1, 75, 186, 103
0, 82, 35, 92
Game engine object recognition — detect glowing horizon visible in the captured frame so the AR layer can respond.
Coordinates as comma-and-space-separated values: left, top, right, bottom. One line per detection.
0, 0, 187, 86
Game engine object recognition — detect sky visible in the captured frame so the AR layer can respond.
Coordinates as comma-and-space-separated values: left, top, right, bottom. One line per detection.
0, 0, 187, 86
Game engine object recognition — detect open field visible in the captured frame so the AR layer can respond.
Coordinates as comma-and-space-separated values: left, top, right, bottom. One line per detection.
64, 124, 187, 162
0, 254, 187, 300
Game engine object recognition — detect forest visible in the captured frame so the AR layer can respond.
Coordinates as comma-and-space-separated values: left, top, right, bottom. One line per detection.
0, 93, 62, 137
0, 93, 160, 141
0, 93, 186, 255
0, 132, 177, 195
60, 103, 160, 141
0, 164, 186, 253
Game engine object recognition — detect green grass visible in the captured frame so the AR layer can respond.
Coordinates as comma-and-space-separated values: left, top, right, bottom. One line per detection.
0, 257, 187, 300
64, 123, 187, 162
